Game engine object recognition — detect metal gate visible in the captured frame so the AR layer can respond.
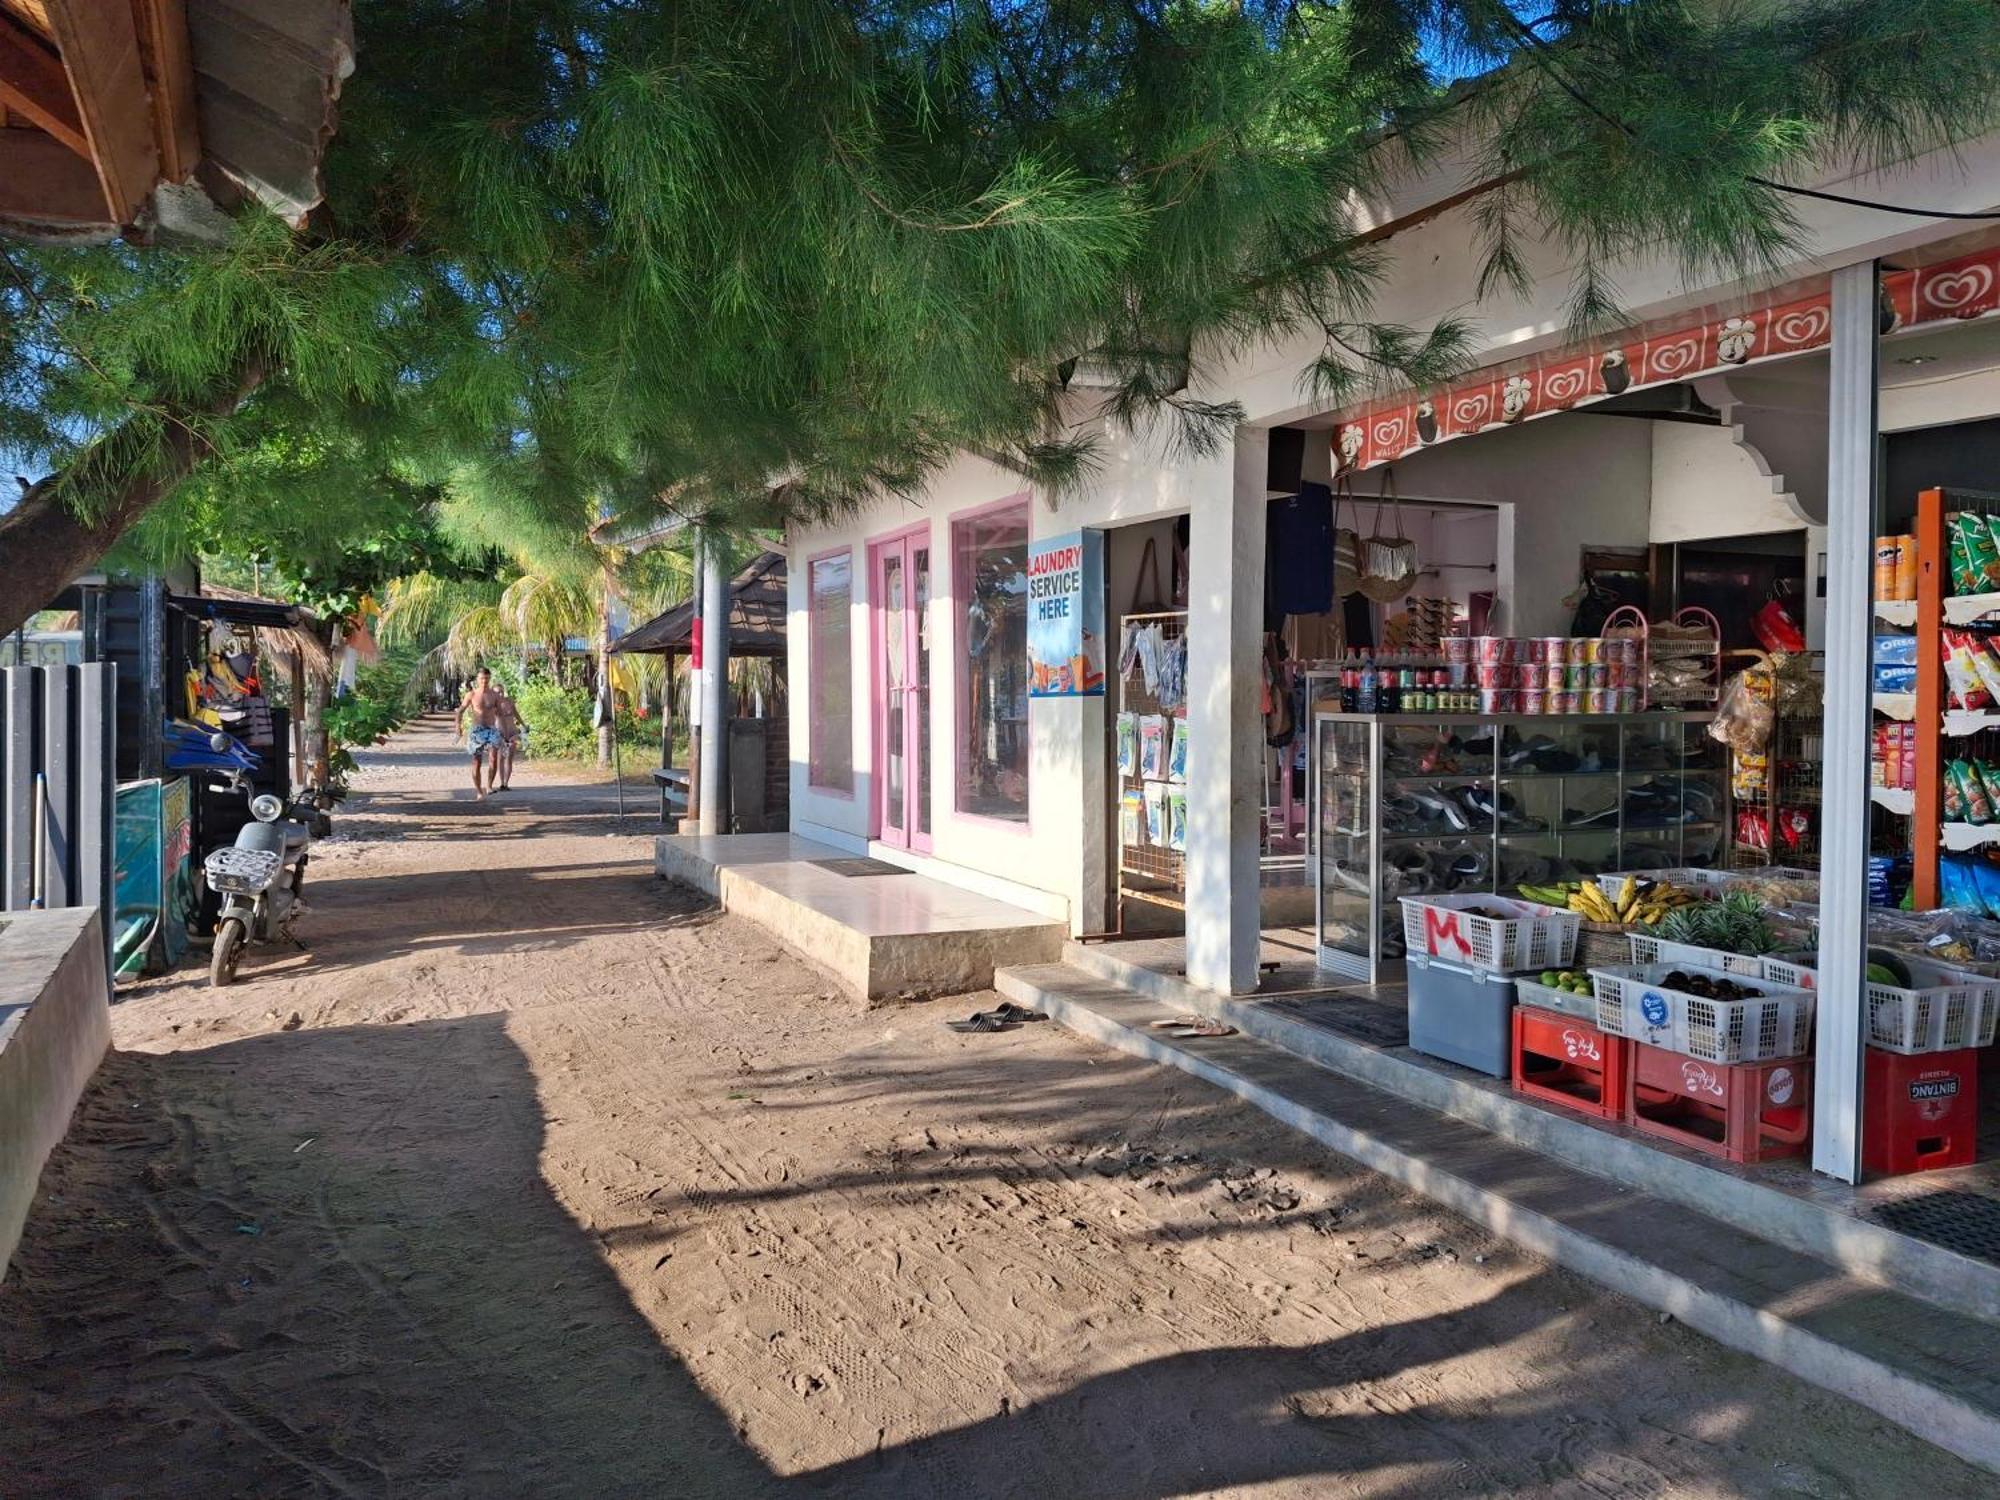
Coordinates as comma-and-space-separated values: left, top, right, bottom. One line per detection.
1, 665, 117, 963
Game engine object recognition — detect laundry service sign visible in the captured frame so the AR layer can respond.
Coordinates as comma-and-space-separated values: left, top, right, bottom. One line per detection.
1026, 529, 1106, 697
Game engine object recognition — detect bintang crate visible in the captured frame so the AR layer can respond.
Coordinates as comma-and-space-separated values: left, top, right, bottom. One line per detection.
1626, 1047, 1812, 1165
1513, 1006, 1629, 1121
1864, 1048, 1980, 1175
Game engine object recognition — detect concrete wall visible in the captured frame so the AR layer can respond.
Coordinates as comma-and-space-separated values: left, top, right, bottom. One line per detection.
1648, 422, 1813, 543
788, 430, 1218, 932
0, 906, 110, 1280
1329, 415, 1654, 635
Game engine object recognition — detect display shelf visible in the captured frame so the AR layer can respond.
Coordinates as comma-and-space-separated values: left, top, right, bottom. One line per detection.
1871, 785, 1916, 815
1874, 692, 1917, 721
1313, 709, 1719, 983
1943, 591, 2000, 625
1942, 822, 2000, 852
1942, 709, 2000, 737
1874, 600, 1918, 627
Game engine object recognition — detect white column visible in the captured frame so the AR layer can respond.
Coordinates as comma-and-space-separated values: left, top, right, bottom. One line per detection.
1812, 261, 1877, 1182
699, 527, 730, 836
1184, 430, 1268, 994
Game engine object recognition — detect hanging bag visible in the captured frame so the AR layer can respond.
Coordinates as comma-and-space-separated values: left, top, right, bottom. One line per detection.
1129, 535, 1168, 614
1356, 466, 1419, 604
1332, 474, 1364, 600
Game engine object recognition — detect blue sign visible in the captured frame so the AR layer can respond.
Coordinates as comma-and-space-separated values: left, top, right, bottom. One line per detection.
1639, 989, 1671, 1028
1025, 530, 1105, 697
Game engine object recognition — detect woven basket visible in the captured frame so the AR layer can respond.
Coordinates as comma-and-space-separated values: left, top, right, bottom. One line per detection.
1573, 921, 1632, 969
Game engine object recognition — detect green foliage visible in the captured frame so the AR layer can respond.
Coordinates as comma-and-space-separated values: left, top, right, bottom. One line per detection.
5, 0, 2000, 619
510, 671, 658, 762
322, 645, 425, 789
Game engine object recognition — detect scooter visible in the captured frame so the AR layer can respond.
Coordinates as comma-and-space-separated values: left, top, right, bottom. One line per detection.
200, 742, 333, 987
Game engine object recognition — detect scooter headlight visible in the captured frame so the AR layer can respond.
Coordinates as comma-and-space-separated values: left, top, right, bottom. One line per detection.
250, 794, 284, 822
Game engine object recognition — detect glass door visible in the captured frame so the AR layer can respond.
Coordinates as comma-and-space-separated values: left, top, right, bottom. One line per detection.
872, 531, 934, 852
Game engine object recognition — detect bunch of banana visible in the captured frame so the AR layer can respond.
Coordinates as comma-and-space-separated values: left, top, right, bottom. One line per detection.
1515, 877, 1703, 925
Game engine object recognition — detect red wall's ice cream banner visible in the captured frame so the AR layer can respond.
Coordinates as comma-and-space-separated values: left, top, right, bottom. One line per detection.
1330, 243, 2000, 473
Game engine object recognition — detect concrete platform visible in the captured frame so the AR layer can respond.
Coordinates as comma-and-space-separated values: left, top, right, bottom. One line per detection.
656, 833, 1065, 1002
996, 956, 2000, 1474
1057, 936, 2000, 1326
0, 907, 110, 1279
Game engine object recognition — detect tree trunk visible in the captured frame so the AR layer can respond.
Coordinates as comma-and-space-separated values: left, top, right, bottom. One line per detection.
0, 361, 266, 638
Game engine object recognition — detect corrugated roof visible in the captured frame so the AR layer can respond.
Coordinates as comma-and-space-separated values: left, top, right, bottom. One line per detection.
186, 0, 352, 226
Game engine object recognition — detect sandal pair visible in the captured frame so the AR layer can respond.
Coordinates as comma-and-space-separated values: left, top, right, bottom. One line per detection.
945, 1002, 1047, 1033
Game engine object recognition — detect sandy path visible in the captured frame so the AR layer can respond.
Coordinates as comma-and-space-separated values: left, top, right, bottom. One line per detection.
0, 717, 1986, 1498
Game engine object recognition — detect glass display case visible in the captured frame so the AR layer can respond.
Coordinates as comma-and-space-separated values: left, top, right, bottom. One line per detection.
1313, 711, 1724, 981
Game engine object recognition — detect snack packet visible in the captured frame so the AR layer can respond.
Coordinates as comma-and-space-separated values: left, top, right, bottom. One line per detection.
1951, 515, 1978, 594
1116, 712, 1139, 777
1944, 632, 1994, 711
1971, 634, 2000, 704
1957, 512, 2000, 594
1951, 759, 1994, 824
1944, 761, 1968, 820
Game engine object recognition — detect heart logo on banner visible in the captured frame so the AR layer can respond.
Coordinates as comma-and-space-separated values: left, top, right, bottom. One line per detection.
1771, 306, 1830, 348
1371, 413, 1409, 451
1922, 265, 1996, 316
1450, 391, 1492, 428
1542, 364, 1590, 405
1648, 335, 1702, 378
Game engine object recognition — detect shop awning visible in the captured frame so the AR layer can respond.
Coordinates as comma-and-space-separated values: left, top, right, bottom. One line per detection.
1330, 240, 2000, 474
611, 550, 787, 658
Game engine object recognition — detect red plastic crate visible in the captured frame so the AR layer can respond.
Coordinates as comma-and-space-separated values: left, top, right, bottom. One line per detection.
1513, 1005, 1629, 1121
1625, 1044, 1811, 1164
1864, 1047, 1980, 1176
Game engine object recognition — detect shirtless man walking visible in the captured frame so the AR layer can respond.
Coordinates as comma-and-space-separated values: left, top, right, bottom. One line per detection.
456, 667, 505, 799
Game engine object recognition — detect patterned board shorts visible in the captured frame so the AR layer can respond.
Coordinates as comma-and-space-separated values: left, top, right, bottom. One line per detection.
469, 725, 504, 757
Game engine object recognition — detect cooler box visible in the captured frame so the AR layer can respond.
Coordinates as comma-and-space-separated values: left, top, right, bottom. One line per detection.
1407, 952, 1516, 1078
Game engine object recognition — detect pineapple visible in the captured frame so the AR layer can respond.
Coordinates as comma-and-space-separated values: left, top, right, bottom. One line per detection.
1652, 892, 1775, 956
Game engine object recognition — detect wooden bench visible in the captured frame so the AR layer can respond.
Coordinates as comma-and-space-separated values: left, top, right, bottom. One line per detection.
651, 766, 690, 825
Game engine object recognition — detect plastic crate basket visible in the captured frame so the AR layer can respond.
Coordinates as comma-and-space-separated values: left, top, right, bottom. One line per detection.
1514, 975, 1598, 1022
1400, 895, 1579, 974
1867, 958, 2000, 1055
1625, 932, 1771, 979
1590, 963, 1813, 1063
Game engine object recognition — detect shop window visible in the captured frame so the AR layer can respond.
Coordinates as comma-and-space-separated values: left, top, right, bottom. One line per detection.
807, 550, 853, 792
953, 502, 1031, 822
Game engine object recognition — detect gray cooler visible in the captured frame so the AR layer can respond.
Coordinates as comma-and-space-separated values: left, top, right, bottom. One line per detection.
1406, 952, 1517, 1078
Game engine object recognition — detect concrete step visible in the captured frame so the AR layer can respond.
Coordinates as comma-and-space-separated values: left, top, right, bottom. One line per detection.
996, 959, 2000, 1476
1062, 938, 2000, 1329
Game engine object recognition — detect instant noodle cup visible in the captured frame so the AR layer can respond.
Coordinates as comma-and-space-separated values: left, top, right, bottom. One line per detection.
1583, 688, 1609, 713
1473, 635, 1511, 664
1565, 664, 1589, 692
1551, 691, 1580, 715
1516, 689, 1546, 715
1539, 636, 1569, 665
1540, 665, 1563, 694
1478, 689, 1516, 714
1586, 662, 1609, 689
1616, 687, 1639, 712
1475, 662, 1514, 689
1578, 637, 1603, 663
1448, 662, 1471, 688
1444, 637, 1473, 665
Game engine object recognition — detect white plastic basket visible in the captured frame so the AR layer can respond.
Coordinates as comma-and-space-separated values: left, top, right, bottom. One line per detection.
1593, 868, 1728, 900
1866, 958, 2000, 1054
1514, 975, 1597, 1022
1590, 962, 1813, 1063
1625, 932, 1770, 979
1757, 952, 1818, 990
1400, 895, 1579, 974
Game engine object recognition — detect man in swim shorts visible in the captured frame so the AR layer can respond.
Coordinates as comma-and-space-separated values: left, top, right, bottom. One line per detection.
456, 667, 505, 800
496, 692, 529, 791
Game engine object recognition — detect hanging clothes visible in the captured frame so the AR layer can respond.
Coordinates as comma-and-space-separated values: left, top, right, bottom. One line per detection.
1266, 482, 1336, 616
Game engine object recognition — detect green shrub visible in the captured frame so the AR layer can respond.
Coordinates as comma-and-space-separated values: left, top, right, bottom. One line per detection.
509, 670, 667, 763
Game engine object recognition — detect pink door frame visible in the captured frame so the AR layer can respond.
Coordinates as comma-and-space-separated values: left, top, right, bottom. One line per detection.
868, 523, 934, 853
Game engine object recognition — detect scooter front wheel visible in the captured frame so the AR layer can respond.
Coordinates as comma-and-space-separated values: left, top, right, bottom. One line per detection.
210, 916, 247, 988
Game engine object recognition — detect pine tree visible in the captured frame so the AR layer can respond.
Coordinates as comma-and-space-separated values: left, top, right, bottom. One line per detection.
4, 0, 1998, 636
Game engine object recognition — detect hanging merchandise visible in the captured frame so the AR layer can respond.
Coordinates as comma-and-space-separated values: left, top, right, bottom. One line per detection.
1139, 714, 1169, 779
1116, 712, 1140, 777
1751, 596, 1806, 655
1355, 467, 1419, 604
1267, 482, 1336, 616
1332, 474, 1363, 600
